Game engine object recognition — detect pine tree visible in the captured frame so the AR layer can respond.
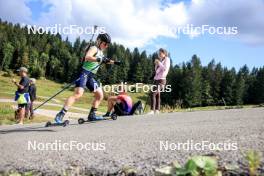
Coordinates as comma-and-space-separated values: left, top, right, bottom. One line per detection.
1, 42, 14, 71
232, 72, 245, 105
21, 49, 29, 67
201, 67, 213, 106
190, 55, 202, 106
207, 60, 223, 105
129, 48, 141, 82
73, 37, 81, 56
220, 68, 236, 105
252, 67, 264, 104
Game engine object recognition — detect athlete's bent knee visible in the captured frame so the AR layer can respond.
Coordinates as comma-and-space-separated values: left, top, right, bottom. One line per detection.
95, 90, 103, 101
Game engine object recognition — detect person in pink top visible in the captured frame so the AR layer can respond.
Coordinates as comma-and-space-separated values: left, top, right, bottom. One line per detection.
148, 48, 170, 114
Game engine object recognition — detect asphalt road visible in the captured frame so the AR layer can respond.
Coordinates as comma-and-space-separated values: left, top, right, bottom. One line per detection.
0, 108, 264, 175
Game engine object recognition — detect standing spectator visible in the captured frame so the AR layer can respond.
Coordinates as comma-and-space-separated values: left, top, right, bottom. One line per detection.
148, 48, 170, 114
13, 67, 30, 124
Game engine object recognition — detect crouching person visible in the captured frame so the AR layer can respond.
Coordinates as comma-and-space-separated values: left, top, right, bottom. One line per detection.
103, 91, 133, 117
13, 67, 30, 124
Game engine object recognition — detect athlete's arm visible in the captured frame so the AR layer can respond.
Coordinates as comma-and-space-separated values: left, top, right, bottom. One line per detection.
84, 47, 115, 64
84, 46, 98, 62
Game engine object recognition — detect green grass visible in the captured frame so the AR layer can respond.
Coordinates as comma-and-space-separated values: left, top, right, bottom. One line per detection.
0, 104, 14, 125
155, 152, 264, 175
0, 103, 52, 125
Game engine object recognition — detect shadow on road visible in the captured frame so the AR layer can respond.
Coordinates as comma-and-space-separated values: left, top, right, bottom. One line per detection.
0, 119, 117, 134
0, 126, 56, 134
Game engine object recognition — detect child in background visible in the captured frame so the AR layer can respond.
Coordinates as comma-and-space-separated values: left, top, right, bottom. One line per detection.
26, 78, 37, 119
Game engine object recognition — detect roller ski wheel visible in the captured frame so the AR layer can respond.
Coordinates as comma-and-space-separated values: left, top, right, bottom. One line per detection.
111, 113, 117, 120
44, 120, 70, 127
45, 121, 52, 127
78, 118, 85, 124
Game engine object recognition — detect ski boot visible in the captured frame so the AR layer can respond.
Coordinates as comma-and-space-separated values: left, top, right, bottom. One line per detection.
54, 111, 65, 124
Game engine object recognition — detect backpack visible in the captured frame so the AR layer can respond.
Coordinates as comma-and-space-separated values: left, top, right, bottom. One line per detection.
129, 101, 143, 115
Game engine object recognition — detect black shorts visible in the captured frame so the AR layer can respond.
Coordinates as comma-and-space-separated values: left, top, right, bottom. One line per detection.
114, 103, 130, 116
18, 104, 27, 108
75, 69, 99, 92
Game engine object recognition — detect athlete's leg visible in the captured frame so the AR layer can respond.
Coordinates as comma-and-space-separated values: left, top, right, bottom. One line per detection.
92, 87, 104, 108
64, 87, 84, 108
88, 87, 105, 120
103, 96, 118, 117
55, 87, 84, 123
107, 96, 118, 112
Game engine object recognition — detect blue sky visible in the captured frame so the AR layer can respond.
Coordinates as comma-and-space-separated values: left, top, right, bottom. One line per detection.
0, 0, 264, 70
26, 0, 52, 21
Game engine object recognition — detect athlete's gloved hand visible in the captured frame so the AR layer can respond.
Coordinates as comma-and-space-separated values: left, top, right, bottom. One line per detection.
103, 57, 111, 64
114, 61, 122, 66
96, 56, 111, 64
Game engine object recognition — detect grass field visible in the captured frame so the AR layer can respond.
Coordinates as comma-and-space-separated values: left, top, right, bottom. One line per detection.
0, 103, 52, 125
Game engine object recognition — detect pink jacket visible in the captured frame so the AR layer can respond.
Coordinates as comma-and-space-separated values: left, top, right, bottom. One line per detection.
154, 57, 170, 80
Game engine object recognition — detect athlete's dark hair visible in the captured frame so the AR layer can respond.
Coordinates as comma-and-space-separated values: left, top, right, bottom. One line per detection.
97, 33, 111, 44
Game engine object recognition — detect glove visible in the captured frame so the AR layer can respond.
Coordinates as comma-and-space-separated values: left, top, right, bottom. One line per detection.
97, 56, 111, 64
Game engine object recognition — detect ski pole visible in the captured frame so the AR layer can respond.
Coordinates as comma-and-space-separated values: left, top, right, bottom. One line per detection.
85, 25, 98, 52
81, 25, 98, 63
33, 82, 74, 111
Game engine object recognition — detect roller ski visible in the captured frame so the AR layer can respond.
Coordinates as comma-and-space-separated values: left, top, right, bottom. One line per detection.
45, 111, 70, 127
78, 112, 117, 124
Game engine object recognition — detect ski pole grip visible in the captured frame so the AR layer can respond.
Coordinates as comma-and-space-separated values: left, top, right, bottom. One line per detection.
114, 61, 122, 66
